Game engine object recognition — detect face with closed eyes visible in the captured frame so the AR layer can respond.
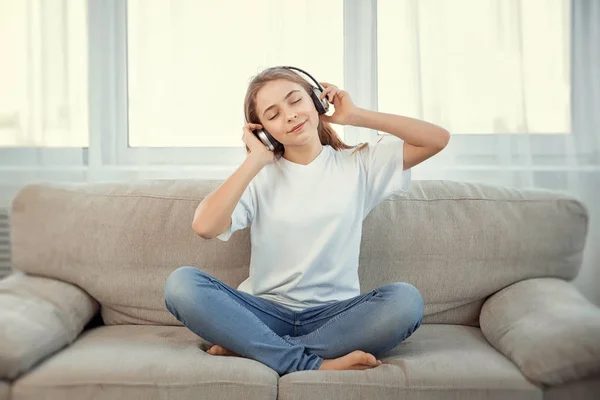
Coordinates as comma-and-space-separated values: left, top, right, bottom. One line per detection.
255, 79, 319, 146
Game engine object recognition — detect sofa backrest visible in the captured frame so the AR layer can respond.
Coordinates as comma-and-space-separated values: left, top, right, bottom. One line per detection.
9, 179, 588, 327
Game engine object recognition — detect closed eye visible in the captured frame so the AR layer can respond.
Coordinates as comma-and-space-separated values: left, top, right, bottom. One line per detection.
269, 99, 302, 120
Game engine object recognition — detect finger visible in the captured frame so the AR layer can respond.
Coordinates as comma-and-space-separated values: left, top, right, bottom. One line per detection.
245, 125, 260, 134
320, 87, 331, 100
335, 90, 346, 101
320, 82, 330, 88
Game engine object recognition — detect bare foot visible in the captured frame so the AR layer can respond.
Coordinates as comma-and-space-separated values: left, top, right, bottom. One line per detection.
318, 350, 383, 371
207, 344, 244, 358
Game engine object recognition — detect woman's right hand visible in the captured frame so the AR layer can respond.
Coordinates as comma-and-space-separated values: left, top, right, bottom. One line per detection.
242, 123, 276, 166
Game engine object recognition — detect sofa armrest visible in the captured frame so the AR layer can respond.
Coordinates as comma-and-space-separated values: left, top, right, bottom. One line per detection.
480, 277, 600, 387
0, 272, 99, 380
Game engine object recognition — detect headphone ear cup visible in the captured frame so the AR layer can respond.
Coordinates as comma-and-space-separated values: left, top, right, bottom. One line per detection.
255, 128, 284, 153
310, 87, 329, 114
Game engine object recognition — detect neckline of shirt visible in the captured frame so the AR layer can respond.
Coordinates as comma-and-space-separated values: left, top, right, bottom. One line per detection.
279, 145, 331, 170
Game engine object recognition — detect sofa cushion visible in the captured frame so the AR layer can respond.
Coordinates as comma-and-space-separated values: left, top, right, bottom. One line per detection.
543, 377, 600, 400
0, 272, 99, 380
480, 278, 600, 386
0, 382, 9, 400
11, 325, 278, 400
279, 324, 541, 400
11, 324, 540, 400
10, 180, 246, 326
9, 180, 587, 326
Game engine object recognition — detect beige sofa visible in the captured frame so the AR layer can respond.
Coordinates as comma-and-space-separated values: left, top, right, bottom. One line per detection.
1, 179, 599, 400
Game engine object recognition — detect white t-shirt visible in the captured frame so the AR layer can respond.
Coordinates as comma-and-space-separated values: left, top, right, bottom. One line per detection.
216, 138, 411, 311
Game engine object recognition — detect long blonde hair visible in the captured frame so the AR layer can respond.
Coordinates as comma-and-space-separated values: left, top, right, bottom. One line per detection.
243, 67, 369, 160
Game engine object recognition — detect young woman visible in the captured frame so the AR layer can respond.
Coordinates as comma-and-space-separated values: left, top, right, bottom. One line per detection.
164, 66, 450, 376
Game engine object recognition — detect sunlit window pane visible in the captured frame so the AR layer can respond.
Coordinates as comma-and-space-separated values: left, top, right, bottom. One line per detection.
377, 0, 570, 135
127, 0, 344, 148
0, 0, 88, 147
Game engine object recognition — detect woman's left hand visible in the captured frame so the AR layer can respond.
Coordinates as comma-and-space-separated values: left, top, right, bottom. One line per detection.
318, 82, 359, 126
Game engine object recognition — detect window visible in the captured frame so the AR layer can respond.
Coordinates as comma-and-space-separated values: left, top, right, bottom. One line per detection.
126, 0, 345, 148
0, 0, 88, 148
377, 0, 570, 135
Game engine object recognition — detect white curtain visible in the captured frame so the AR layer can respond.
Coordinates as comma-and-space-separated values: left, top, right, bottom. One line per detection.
0, 0, 88, 204
379, 0, 598, 304
0, 0, 598, 302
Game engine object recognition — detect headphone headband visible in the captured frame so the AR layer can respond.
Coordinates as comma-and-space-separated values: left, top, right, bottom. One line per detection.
278, 66, 324, 91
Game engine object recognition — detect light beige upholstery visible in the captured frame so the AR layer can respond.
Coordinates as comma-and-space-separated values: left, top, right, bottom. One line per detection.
480, 277, 600, 386
9, 181, 586, 327
0, 382, 9, 400
543, 378, 600, 400
10, 325, 278, 400
0, 272, 99, 380
12, 325, 539, 400
279, 324, 541, 400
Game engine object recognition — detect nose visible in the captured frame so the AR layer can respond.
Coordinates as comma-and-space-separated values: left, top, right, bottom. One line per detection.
286, 110, 298, 120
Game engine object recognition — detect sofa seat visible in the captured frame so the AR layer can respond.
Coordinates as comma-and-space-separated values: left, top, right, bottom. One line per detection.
0, 382, 9, 400
11, 325, 279, 400
10, 324, 541, 400
280, 324, 541, 400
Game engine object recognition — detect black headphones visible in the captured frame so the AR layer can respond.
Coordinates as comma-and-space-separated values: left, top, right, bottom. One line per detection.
249, 66, 330, 152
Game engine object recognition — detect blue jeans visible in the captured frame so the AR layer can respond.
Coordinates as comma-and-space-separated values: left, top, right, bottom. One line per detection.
164, 266, 424, 376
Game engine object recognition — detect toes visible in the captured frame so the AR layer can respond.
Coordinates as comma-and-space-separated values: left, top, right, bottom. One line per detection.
356, 352, 375, 366
365, 353, 377, 365
208, 345, 241, 357
207, 345, 222, 355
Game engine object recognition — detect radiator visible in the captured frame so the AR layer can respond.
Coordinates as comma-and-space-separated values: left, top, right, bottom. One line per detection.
0, 207, 12, 278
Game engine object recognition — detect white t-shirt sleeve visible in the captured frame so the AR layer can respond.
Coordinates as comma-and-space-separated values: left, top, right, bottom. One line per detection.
360, 137, 412, 218
216, 181, 256, 241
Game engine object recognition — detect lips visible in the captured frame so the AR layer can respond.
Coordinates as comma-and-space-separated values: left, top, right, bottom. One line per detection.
289, 121, 305, 133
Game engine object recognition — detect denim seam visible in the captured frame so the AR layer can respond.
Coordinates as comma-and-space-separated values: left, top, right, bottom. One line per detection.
310, 356, 325, 370
294, 290, 380, 342
206, 277, 297, 325
208, 279, 298, 350
301, 289, 379, 325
